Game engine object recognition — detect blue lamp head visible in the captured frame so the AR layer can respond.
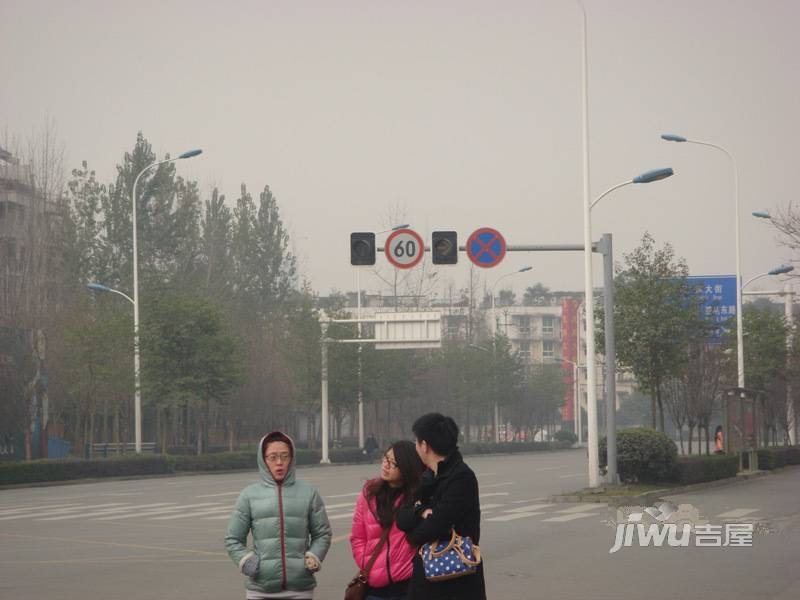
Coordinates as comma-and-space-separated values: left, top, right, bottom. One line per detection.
178, 149, 203, 159
752, 211, 771, 219
87, 283, 111, 293
633, 167, 674, 184
768, 265, 794, 276
661, 134, 687, 143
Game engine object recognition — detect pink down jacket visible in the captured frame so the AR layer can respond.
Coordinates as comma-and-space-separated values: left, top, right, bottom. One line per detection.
350, 484, 416, 588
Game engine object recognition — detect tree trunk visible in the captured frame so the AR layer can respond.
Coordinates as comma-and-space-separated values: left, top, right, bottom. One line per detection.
688, 425, 694, 455
185, 401, 191, 455
650, 388, 657, 430
102, 398, 109, 443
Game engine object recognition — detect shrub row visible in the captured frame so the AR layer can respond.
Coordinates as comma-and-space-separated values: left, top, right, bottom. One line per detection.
0, 455, 170, 485
757, 446, 800, 470
672, 454, 739, 485
0, 440, 574, 485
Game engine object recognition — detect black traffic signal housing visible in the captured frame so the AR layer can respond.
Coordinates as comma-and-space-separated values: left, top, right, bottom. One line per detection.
350, 232, 376, 265
432, 231, 458, 265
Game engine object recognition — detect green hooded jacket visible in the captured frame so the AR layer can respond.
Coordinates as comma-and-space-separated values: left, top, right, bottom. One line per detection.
224, 432, 332, 594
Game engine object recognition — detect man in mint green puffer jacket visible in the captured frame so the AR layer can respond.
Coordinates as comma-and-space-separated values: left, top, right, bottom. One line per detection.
225, 431, 332, 599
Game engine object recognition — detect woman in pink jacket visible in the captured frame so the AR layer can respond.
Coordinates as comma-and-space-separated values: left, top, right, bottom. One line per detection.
350, 440, 425, 600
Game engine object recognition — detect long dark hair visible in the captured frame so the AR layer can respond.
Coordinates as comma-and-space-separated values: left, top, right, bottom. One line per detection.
365, 440, 425, 529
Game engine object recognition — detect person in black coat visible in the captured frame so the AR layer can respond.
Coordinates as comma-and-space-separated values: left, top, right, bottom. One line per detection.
396, 413, 486, 600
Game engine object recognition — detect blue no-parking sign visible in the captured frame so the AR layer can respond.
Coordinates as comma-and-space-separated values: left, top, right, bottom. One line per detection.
466, 227, 506, 268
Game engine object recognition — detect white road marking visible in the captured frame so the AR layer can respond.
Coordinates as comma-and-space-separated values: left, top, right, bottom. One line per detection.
505, 504, 554, 513
511, 498, 546, 504
480, 503, 508, 510
534, 467, 559, 472
556, 504, 603, 514
486, 512, 546, 522
93, 502, 218, 520
327, 513, 355, 521
717, 508, 759, 519
481, 482, 515, 489
0, 503, 84, 516
151, 507, 230, 520
327, 493, 360, 498
0, 503, 126, 521
196, 491, 241, 498
558, 474, 584, 479
324, 502, 356, 510
480, 492, 510, 498
37, 503, 174, 521
542, 513, 595, 523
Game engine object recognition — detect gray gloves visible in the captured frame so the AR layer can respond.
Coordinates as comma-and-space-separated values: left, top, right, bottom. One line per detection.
242, 554, 259, 577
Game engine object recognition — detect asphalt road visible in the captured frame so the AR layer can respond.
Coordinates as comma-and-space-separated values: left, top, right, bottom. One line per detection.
0, 449, 798, 599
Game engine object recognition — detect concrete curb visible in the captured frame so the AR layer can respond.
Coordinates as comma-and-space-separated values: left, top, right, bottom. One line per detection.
548, 464, 800, 506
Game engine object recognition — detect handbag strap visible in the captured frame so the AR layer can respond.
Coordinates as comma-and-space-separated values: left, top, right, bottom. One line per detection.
361, 527, 391, 578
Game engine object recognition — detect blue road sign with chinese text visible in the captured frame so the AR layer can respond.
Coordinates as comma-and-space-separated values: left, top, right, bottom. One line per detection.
687, 275, 737, 337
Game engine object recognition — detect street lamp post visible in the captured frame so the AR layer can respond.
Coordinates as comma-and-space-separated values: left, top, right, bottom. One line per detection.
583, 167, 674, 487
662, 134, 744, 389
129, 148, 202, 454
355, 223, 408, 448
490, 266, 533, 443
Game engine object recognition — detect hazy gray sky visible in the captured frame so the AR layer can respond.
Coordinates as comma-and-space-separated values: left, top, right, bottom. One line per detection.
3, 0, 798, 299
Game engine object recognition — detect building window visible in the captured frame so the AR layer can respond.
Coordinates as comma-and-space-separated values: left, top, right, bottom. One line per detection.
542, 316, 556, 336
514, 315, 531, 335
543, 340, 555, 360
518, 340, 531, 361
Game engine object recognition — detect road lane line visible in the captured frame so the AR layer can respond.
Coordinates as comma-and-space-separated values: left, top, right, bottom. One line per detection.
0, 503, 127, 521
486, 512, 545, 522
481, 482, 515, 489
556, 504, 603, 514
93, 502, 218, 520
505, 504, 554, 513
534, 467, 559, 472
558, 474, 584, 479
542, 513, 595, 523
151, 507, 231, 520
323, 502, 356, 509
196, 491, 241, 498
327, 492, 360, 498
37, 503, 174, 521
717, 508, 759, 518
0, 532, 221, 556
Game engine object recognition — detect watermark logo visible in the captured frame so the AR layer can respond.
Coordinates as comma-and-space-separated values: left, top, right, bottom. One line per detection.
607, 501, 754, 554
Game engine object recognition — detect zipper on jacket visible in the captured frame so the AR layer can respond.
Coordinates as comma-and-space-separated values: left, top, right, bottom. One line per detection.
385, 533, 393, 585
277, 483, 288, 590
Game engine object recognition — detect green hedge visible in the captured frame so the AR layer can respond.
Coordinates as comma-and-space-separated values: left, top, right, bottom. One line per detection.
756, 446, 800, 470
0, 455, 169, 485
672, 454, 739, 485
600, 428, 678, 484
0, 440, 574, 486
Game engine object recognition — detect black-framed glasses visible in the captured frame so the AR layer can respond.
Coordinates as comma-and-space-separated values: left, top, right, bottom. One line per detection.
381, 455, 398, 469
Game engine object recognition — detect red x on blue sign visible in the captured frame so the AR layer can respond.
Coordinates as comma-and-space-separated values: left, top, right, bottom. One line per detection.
466, 227, 506, 268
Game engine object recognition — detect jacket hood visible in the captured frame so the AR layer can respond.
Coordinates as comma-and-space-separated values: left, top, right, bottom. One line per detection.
257, 431, 297, 487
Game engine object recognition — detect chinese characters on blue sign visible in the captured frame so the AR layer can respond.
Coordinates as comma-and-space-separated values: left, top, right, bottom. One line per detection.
687, 275, 737, 338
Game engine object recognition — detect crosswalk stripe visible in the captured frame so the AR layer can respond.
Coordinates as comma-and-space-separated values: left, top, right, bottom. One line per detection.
0, 503, 84, 516
480, 492, 509, 498
93, 502, 217, 520
327, 493, 360, 498
325, 502, 356, 510
542, 513, 595, 523
37, 503, 174, 521
151, 507, 229, 520
0, 503, 126, 521
558, 474, 584, 479
486, 512, 546, 522
196, 491, 240, 498
328, 513, 355, 521
556, 504, 603, 514
481, 482, 515, 489
505, 504, 554, 514
716, 508, 759, 518
480, 503, 507, 510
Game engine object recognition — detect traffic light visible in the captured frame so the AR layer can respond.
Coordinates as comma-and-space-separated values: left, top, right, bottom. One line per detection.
350, 232, 376, 265
432, 231, 458, 265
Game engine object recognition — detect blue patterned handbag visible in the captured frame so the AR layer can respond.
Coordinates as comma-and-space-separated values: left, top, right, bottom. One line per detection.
419, 529, 482, 582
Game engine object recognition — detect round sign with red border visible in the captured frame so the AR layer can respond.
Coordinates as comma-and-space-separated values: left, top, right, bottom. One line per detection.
466, 227, 506, 268
385, 228, 425, 269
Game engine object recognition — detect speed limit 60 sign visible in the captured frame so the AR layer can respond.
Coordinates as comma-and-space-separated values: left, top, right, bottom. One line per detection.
385, 228, 425, 269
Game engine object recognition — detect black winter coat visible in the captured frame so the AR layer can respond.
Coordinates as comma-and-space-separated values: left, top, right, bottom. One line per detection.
396, 451, 486, 600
